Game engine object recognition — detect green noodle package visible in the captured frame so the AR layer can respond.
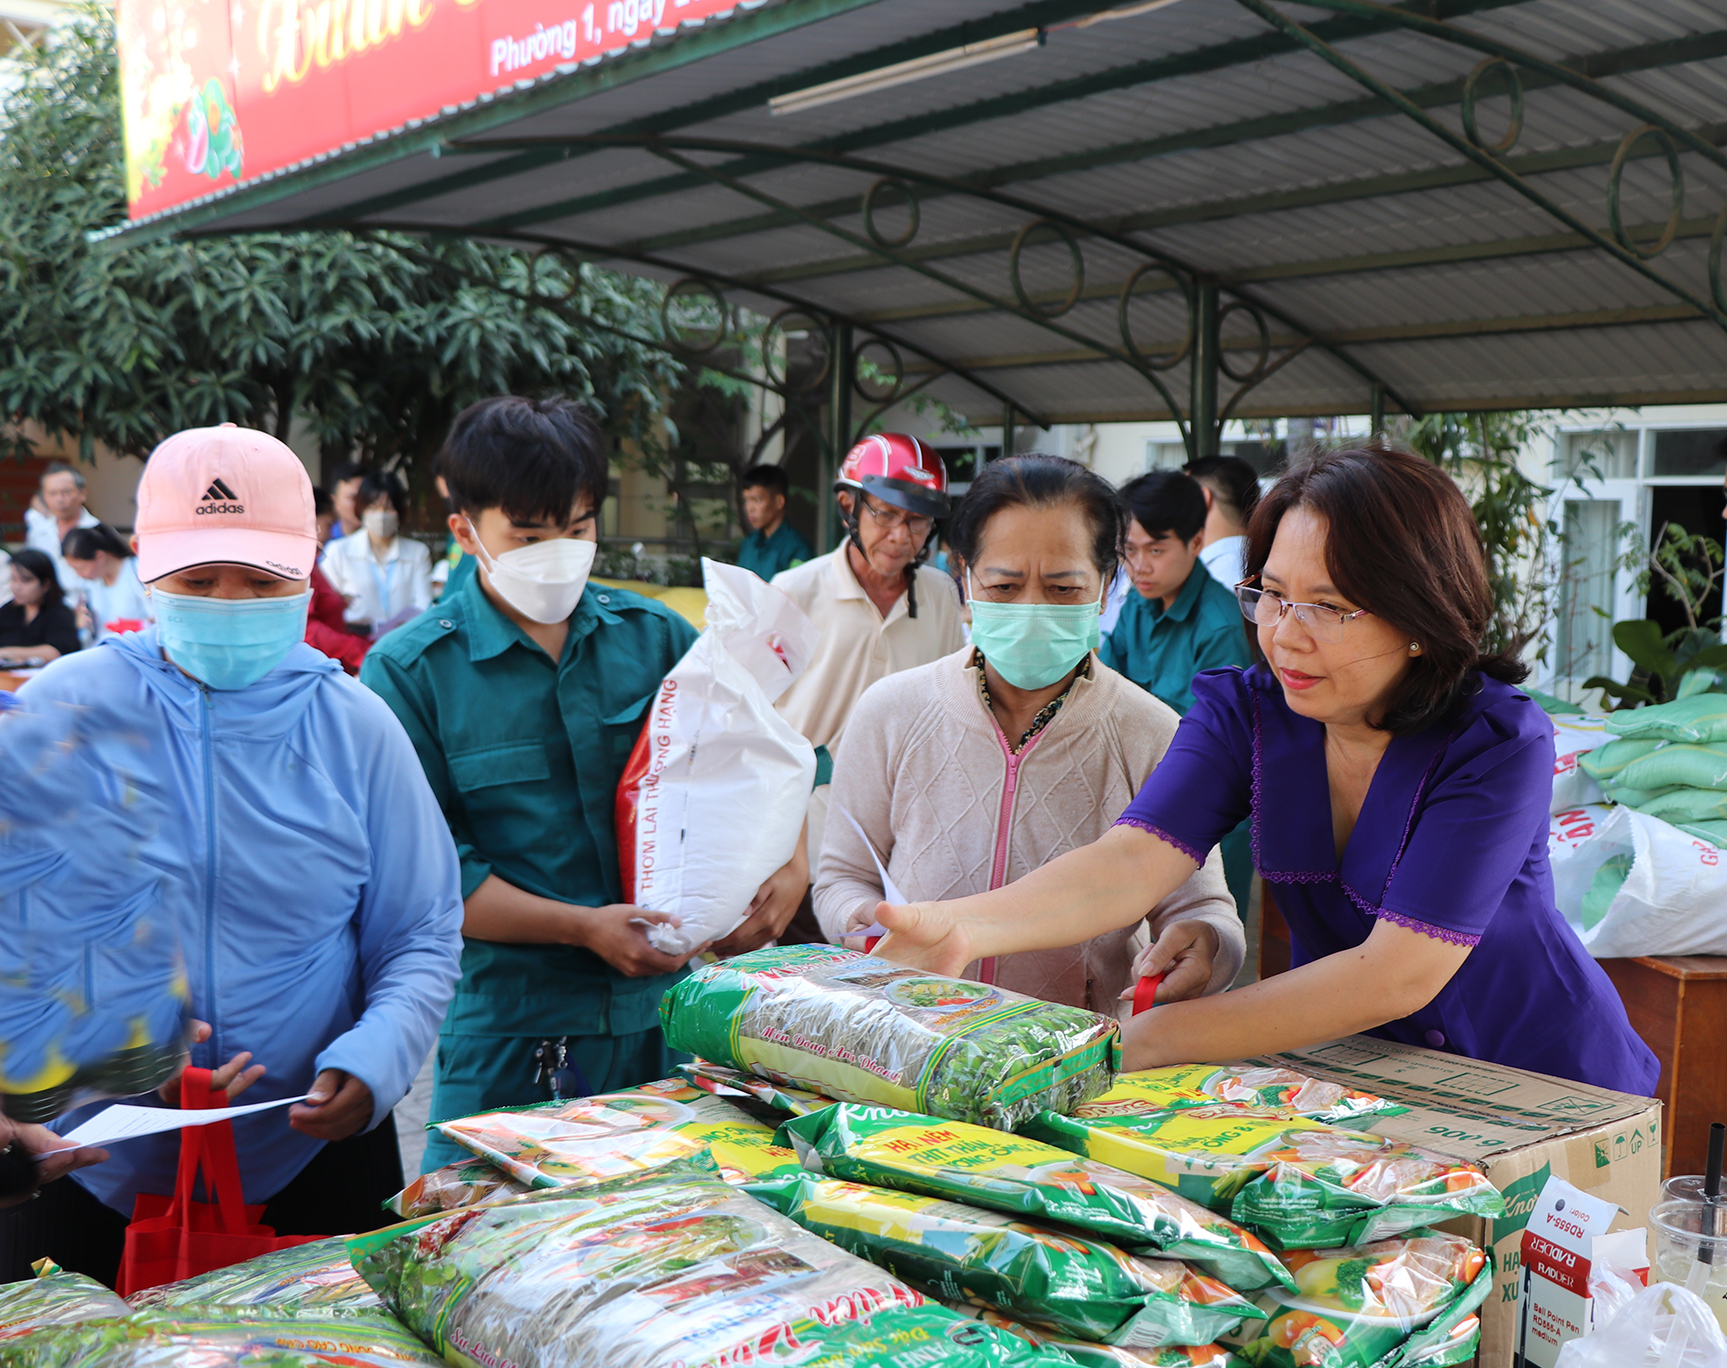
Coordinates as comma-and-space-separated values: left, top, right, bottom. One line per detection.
1021, 1098, 1501, 1249
1, 1309, 447, 1368
387, 1156, 532, 1219
0, 1264, 130, 1344
433, 1076, 806, 1189
660, 944, 1118, 1128
779, 1103, 1292, 1293
955, 1308, 1236, 1367
1222, 1230, 1490, 1368
745, 1173, 1264, 1349
349, 1155, 931, 1368
784, 1304, 1072, 1367
680, 1058, 839, 1115
124, 1234, 382, 1316
1111, 1065, 1403, 1124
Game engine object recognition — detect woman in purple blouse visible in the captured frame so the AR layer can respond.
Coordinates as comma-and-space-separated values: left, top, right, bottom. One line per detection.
876, 444, 1657, 1096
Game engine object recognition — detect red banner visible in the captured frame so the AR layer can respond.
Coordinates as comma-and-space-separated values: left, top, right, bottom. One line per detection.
117, 0, 742, 219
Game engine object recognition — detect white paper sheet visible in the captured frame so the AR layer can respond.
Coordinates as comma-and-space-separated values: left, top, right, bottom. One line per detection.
840, 810, 904, 939
56, 1094, 310, 1150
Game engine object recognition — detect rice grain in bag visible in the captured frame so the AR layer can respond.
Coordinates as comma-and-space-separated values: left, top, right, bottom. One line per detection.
779, 1103, 1293, 1293
1020, 1101, 1501, 1249
1221, 1230, 1490, 1368
660, 944, 1118, 1128
386, 1157, 532, 1219
349, 1155, 927, 1368
745, 1173, 1264, 1348
4, 1310, 449, 1368
124, 1234, 382, 1315
433, 1076, 805, 1189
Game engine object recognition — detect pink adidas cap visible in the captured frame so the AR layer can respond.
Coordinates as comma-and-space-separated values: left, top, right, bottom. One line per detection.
135, 425, 318, 583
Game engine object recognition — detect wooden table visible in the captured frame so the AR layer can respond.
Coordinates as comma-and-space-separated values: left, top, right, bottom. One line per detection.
1598, 955, 1727, 1179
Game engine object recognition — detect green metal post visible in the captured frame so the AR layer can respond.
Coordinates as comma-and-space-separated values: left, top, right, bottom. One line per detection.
1191, 282, 1221, 457
1370, 383, 1386, 435
825, 322, 853, 554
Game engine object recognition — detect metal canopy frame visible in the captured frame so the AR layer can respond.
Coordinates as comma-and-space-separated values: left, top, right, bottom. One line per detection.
108, 0, 1727, 468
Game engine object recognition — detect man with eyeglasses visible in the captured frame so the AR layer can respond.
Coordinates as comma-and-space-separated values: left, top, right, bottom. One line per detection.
770, 434, 965, 935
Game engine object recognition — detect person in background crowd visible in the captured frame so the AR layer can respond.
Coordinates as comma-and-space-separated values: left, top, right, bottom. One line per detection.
0, 550, 81, 664
327, 462, 371, 540
432, 474, 474, 602
321, 470, 433, 638
1185, 455, 1260, 589
314, 487, 340, 547
771, 434, 965, 939
735, 465, 812, 582
363, 397, 809, 1173
305, 562, 370, 676
0, 424, 463, 1283
25, 463, 100, 592
1102, 470, 1254, 922
819, 456, 1242, 1011
62, 525, 151, 642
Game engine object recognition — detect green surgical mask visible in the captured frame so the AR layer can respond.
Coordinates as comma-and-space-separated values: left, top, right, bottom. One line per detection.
968, 571, 1104, 690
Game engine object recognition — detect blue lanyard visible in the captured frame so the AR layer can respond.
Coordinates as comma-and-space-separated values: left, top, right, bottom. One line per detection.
367, 548, 399, 616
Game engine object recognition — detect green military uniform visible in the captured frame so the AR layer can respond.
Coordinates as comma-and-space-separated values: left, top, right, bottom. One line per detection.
735, 520, 812, 582
362, 575, 699, 1172
1098, 560, 1256, 921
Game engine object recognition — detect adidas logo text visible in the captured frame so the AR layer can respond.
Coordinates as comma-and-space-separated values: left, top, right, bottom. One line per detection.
199, 478, 244, 515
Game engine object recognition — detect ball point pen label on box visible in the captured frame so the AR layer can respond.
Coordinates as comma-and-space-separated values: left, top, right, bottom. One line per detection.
1516, 1175, 1647, 1368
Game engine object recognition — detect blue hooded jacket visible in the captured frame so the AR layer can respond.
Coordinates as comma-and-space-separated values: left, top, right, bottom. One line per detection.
22, 629, 463, 1211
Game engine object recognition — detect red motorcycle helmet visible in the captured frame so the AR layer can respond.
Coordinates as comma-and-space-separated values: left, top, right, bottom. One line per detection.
834, 433, 950, 522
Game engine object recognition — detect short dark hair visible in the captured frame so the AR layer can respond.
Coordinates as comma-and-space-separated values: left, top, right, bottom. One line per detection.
740, 464, 789, 498
312, 486, 334, 518
1244, 441, 1527, 735
1184, 455, 1261, 523
1120, 470, 1208, 542
41, 461, 86, 491
327, 462, 370, 489
9, 549, 64, 611
62, 523, 131, 561
355, 470, 409, 517
439, 396, 609, 526
948, 454, 1125, 578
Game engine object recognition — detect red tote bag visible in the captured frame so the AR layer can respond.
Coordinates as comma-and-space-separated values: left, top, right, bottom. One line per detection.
116, 1067, 320, 1296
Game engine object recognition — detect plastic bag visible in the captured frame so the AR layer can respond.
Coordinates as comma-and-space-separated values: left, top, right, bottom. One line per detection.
0, 1264, 130, 1343
616, 558, 818, 956
386, 1157, 531, 1219
1552, 715, 1612, 814
679, 1058, 839, 1115
1554, 1281, 1727, 1368
1021, 1102, 1501, 1250
0, 702, 189, 1124
1092, 1065, 1402, 1125
349, 1154, 928, 1368
1605, 695, 1727, 744
433, 1076, 805, 1190
1547, 801, 1727, 957
746, 1172, 1265, 1348
660, 944, 1119, 1129
1222, 1230, 1491, 1368
953, 1305, 1235, 1365
780, 1103, 1294, 1293
124, 1234, 382, 1315
7, 1309, 449, 1367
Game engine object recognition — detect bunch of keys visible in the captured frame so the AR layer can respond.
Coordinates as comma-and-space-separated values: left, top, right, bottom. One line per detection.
530, 1037, 590, 1101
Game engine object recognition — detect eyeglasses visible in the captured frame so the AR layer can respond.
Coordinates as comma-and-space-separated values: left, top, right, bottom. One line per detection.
859, 497, 934, 537
1236, 583, 1372, 644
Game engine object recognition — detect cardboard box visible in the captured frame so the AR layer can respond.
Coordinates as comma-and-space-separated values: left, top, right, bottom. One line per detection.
1250, 1036, 1662, 1368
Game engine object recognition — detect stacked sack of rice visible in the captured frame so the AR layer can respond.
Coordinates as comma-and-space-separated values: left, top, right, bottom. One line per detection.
1579, 691, 1727, 847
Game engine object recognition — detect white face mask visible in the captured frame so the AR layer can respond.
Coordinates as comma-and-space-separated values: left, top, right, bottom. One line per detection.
363, 508, 399, 540
466, 518, 595, 624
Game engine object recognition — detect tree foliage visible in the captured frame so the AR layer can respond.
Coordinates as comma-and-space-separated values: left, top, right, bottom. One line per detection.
0, 7, 686, 495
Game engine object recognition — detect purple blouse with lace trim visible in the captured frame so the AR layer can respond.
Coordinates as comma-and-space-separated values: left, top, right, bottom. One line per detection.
1116, 664, 1658, 1096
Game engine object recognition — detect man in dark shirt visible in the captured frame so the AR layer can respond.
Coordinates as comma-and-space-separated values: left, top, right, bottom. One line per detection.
734, 464, 811, 582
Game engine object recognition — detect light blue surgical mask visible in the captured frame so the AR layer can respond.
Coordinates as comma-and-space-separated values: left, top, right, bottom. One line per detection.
967, 571, 1104, 690
151, 588, 311, 691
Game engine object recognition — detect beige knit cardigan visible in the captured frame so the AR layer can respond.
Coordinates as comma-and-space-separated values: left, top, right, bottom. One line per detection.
815, 646, 1245, 1015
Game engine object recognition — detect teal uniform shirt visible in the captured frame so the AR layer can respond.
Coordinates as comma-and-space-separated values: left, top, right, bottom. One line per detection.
360, 575, 699, 1040
735, 520, 812, 582
1098, 559, 1252, 716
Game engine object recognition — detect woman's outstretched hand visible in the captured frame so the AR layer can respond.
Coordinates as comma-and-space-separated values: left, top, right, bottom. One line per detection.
1120, 920, 1221, 1006
870, 901, 974, 975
